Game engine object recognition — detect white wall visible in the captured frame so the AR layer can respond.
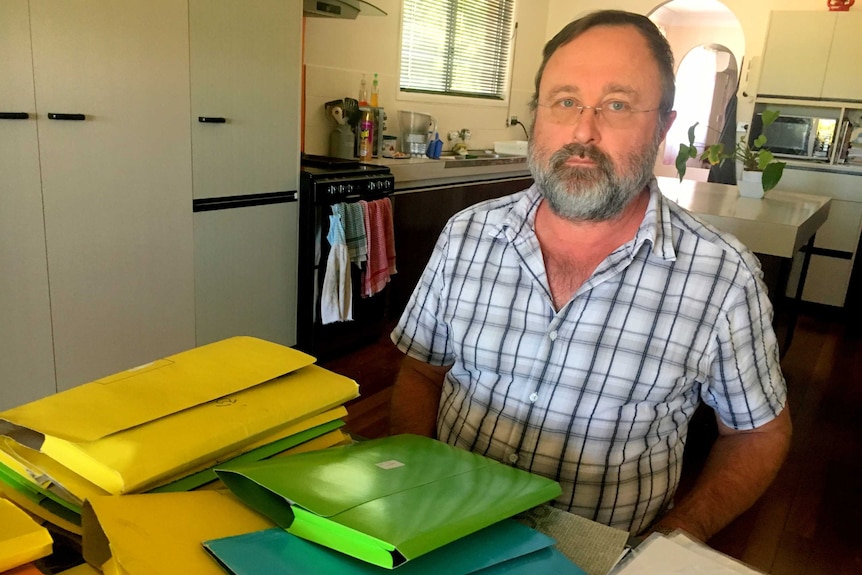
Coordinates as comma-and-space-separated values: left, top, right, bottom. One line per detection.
302, 0, 829, 157
303, 0, 549, 155
546, 0, 830, 128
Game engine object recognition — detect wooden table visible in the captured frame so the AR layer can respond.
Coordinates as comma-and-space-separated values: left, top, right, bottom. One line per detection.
656, 176, 832, 351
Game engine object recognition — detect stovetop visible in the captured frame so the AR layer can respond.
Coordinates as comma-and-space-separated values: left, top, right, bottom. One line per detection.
301, 153, 390, 178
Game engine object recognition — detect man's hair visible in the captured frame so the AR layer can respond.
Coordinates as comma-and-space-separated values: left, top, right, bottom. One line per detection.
530, 10, 675, 127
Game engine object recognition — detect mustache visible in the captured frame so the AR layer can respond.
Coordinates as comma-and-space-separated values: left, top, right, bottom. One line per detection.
548, 143, 611, 170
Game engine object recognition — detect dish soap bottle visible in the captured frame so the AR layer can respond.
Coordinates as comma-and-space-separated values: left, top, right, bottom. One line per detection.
370, 73, 379, 107
358, 109, 374, 161
358, 74, 369, 107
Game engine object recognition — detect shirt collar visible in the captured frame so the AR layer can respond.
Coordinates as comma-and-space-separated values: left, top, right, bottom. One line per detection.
497, 179, 677, 262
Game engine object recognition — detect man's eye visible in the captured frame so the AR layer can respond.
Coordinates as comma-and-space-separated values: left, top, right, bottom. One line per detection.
556, 98, 577, 109
605, 101, 630, 113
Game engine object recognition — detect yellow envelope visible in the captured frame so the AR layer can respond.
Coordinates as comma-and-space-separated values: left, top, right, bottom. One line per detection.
0, 497, 53, 572
82, 491, 275, 575
0, 337, 358, 494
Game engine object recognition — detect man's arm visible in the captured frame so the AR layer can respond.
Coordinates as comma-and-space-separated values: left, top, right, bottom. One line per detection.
653, 405, 792, 541
388, 355, 451, 437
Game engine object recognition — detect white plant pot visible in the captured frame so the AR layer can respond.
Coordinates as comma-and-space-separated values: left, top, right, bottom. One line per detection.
738, 170, 765, 199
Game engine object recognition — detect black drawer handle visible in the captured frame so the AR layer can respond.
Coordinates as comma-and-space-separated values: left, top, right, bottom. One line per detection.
198, 116, 226, 123
48, 113, 86, 121
0, 112, 29, 120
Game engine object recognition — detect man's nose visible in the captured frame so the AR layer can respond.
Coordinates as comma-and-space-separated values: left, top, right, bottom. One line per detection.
570, 108, 601, 144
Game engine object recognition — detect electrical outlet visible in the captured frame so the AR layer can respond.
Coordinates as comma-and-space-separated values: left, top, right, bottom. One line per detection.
509, 115, 518, 126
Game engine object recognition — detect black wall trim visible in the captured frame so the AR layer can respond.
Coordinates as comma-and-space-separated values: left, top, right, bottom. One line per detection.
193, 190, 297, 212
800, 245, 854, 260
785, 164, 862, 177
756, 94, 862, 105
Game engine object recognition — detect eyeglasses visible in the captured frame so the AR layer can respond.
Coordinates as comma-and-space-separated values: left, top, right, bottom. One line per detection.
537, 98, 664, 129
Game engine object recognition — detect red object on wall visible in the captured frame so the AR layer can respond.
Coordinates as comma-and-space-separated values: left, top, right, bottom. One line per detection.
827, 0, 855, 11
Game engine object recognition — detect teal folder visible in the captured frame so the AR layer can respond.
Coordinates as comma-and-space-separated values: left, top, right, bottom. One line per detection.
214, 434, 562, 569
203, 520, 586, 575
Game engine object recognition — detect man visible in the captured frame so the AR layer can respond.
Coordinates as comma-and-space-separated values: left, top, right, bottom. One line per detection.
389, 10, 791, 541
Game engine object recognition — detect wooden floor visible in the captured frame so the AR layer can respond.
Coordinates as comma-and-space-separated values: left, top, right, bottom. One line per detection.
324, 311, 862, 574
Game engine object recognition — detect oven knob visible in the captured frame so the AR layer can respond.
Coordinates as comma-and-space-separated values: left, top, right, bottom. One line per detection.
328, 184, 337, 196
339, 184, 347, 195
368, 181, 377, 191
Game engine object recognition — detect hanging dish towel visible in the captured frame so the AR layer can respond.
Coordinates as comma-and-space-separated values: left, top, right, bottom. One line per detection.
320, 212, 352, 324
360, 198, 397, 298
332, 202, 367, 266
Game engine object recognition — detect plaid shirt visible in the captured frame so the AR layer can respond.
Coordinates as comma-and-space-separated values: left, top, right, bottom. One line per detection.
391, 180, 786, 534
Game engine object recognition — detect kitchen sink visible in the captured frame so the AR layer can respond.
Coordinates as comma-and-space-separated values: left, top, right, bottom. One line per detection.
441, 149, 527, 168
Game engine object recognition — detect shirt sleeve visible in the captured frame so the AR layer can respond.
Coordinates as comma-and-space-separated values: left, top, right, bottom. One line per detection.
390, 223, 455, 367
702, 257, 787, 430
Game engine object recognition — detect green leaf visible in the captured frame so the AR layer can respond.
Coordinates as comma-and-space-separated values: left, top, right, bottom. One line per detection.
753, 134, 767, 148
686, 122, 699, 146
756, 149, 775, 171
761, 161, 786, 193
675, 146, 689, 181
761, 109, 780, 127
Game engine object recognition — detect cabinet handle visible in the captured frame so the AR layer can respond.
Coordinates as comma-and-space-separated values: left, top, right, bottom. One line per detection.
198, 116, 226, 123
48, 113, 86, 121
0, 112, 29, 120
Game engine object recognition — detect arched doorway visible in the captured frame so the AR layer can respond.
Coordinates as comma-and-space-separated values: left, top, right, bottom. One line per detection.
649, 0, 745, 182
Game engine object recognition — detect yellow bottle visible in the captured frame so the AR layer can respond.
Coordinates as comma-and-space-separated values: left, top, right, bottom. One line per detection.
370, 73, 379, 108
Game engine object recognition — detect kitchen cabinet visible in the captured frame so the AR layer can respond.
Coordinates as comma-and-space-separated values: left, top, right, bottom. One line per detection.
0, 0, 55, 408
190, 0, 302, 347
0, 0, 195, 410
390, 176, 534, 318
778, 167, 862, 308
758, 11, 862, 100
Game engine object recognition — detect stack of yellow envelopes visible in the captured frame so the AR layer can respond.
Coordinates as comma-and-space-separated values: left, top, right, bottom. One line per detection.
0, 336, 358, 535
0, 497, 53, 572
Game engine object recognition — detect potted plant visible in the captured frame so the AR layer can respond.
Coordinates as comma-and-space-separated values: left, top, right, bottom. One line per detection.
675, 109, 787, 198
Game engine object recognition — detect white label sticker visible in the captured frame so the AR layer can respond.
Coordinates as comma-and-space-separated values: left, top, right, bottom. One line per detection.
376, 459, 405, 470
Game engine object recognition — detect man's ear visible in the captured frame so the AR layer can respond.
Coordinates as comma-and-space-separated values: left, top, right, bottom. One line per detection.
659, 111, 677, 142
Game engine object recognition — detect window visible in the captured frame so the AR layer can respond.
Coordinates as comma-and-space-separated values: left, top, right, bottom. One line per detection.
399, 0, 515, 100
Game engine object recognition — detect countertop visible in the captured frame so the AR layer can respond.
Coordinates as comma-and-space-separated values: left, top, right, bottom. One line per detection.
656, 176, 831, 258
368, 155, 531, 190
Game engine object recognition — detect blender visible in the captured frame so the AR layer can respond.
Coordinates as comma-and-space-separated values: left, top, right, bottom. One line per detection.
399, 111, 436, 157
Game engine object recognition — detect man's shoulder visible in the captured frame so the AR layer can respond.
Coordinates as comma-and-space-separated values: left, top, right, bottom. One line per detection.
448, 184, 537, 226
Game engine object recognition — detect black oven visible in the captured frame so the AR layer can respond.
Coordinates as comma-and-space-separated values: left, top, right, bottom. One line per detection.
296, 154, 395, 360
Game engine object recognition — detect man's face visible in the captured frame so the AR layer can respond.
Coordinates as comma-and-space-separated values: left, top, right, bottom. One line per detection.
529, 25, 674, 222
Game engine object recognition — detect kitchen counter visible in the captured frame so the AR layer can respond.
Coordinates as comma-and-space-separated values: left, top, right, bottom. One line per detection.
656, 176, 831, 259
368, 155, 530, 190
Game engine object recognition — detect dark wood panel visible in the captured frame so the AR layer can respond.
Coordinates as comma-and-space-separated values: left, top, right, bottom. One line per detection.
389, 176, 533, 318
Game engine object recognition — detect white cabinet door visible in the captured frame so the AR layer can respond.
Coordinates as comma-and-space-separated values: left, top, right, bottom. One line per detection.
30, 0, 195, 390
822, 13, 862, 101
189, 0, 302, 199
758, 12, 836, 98
190, 0, 302, 347
194, 201, 299, 347
0, 0, 56, 409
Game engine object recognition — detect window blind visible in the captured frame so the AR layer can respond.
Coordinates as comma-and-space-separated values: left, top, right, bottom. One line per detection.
400, 0, 515, 100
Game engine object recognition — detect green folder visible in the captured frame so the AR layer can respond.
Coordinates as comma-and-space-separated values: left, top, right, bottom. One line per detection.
215, 434, 562, 569
203, 520, 586, 575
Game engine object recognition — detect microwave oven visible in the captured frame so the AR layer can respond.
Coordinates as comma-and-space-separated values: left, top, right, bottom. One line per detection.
749, 113, 837, 161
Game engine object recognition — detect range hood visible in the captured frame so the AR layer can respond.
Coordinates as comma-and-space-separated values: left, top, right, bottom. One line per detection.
303, 0, 387, 19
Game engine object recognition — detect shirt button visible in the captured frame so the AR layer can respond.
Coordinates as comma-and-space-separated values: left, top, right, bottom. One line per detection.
529, 392, 539, 402
549, 331, 557, 341
508, 453, 519, 464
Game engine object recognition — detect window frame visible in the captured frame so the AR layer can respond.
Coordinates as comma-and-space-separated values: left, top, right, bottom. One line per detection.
397, 0, 517, 105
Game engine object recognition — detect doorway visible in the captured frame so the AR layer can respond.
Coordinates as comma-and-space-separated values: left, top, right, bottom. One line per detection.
648, 0, 745, 180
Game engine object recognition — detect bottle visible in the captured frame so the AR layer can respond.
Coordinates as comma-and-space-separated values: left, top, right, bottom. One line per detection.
370, 73, 379, 108
358, 109, 374, 161
358, 74, 369, 107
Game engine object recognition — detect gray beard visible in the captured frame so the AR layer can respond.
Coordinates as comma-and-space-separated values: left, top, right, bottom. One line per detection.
527, 134, 660, 222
